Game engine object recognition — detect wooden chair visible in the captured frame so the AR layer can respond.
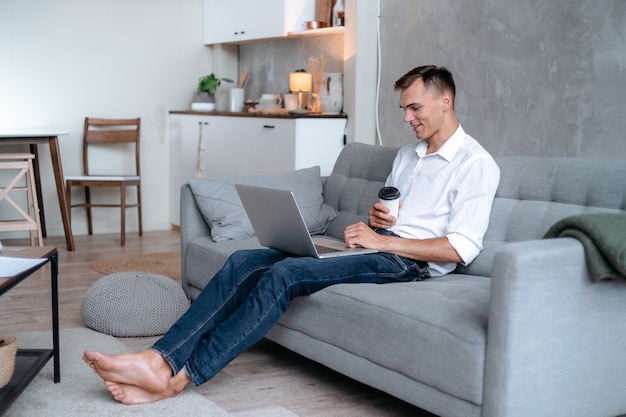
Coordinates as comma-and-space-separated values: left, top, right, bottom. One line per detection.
0, 153, 44, 246
65, 117, 142, 246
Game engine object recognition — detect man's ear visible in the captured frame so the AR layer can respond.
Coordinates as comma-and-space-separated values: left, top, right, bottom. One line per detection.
441, 91, 453, 111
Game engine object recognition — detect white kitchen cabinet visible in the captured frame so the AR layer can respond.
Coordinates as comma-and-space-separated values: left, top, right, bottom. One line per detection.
169, 112, 346, 225
203, 0, 315, 45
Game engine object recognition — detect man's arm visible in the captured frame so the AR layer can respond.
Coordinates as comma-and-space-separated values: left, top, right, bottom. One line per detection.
343, 204, 463, 264
351, 153, 499, 265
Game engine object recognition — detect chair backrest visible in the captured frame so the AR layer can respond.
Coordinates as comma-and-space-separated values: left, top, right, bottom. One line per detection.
82, 117, 141, 176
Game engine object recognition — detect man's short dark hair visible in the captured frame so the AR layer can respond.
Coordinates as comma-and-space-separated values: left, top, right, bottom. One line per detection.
394, 65, 456, 107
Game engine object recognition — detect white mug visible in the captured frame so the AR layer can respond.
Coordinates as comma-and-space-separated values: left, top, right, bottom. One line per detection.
283, 93, 298, 111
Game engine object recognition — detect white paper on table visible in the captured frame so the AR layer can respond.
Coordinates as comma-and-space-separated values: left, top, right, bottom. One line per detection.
0, 257, 47, 278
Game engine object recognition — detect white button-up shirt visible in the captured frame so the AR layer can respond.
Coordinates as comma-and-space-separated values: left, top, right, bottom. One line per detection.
387, 125, 500, 276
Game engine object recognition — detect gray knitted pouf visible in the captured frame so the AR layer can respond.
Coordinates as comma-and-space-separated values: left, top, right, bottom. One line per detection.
81, 272, 191, 337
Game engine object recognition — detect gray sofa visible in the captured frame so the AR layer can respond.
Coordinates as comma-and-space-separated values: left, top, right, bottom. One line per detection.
180, 142, 626, 417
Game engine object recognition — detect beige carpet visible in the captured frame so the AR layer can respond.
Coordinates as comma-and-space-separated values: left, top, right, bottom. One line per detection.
6, 328, 233, 417
91, 252, 181, 280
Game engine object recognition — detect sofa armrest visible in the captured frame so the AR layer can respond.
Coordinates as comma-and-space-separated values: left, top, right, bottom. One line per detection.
482, 238, 626, 417
180, 184, 211, 282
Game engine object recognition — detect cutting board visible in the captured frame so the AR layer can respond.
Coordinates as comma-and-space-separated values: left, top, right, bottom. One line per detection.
315, 0, 334, 26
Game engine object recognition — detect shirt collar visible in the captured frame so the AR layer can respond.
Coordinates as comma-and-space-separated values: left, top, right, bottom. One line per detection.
414, 124, 465, 162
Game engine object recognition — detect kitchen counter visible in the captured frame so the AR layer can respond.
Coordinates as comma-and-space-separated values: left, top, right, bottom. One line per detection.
169, 110, 347, 119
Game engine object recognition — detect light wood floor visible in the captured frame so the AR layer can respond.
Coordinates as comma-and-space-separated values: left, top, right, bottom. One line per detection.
0, 230, 437, 417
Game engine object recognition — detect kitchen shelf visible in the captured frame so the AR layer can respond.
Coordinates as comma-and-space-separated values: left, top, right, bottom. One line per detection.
288, 26, 344, 38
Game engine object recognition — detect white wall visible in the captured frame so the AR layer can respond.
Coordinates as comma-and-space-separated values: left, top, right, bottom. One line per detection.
0, 0, 212, 237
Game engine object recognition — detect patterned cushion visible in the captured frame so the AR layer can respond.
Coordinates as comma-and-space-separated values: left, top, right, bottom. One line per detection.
81, 272, 190, 337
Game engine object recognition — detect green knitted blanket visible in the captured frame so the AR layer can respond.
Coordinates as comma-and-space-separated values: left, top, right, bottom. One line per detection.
544, 213, 626, 281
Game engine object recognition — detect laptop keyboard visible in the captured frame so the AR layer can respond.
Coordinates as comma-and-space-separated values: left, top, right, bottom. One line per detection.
315, 245, 342, 254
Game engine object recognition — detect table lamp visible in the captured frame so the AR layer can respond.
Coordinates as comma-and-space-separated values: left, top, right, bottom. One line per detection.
289, 70, 312, 111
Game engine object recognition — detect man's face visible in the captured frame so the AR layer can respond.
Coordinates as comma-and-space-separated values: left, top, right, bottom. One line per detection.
399, 79, 445, 141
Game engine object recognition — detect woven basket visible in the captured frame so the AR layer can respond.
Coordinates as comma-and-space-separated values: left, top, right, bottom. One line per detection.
0, 336, 18, 388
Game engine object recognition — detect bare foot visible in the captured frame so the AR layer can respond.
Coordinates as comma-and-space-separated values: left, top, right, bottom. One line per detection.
83, 349, 171, 393
104, 369, 190, 405
104, 381, 177, 405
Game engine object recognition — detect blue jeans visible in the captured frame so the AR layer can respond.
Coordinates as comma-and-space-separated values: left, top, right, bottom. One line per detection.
151, 249, 429, 386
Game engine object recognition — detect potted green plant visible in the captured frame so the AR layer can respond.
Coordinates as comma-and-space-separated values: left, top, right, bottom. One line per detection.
192, 73, 221, 111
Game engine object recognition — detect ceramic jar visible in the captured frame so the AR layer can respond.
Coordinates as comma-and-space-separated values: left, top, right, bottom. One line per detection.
319, 73, 343, 114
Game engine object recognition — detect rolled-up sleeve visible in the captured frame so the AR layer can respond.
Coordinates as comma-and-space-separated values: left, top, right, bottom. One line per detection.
445, 156, 500, 265
447, 232, 481, 265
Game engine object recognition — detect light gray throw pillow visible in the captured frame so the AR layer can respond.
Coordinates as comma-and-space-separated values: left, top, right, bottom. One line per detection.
188, 166, 337, 242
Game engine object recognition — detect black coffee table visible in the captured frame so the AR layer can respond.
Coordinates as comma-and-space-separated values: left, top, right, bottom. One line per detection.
0, 247, 59, 415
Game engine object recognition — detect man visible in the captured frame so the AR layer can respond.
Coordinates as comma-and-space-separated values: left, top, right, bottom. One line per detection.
83, 65, 500, 405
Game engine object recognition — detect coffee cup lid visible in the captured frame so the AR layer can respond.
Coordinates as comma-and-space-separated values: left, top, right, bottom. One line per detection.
378, 186, 400, 200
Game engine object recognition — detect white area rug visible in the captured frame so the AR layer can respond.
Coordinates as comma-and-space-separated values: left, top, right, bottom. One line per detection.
234, 406, 300, 417
6, 327, 233, 417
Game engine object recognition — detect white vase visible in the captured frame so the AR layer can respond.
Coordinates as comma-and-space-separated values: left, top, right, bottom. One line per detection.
191, 92, 216, 112
319, 73, 343, 114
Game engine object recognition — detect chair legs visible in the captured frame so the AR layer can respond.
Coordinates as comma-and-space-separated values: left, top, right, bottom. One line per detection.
84, 186, 93, 235
25, 157, 43, 246
119, 184, 143, 246
120, 185, 126, 246
137, 184, 143, 237
0, 153, 44, 246
66, 183, 142, 246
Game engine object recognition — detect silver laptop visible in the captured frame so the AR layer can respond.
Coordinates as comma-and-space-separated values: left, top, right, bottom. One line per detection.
235, 184, 379, 259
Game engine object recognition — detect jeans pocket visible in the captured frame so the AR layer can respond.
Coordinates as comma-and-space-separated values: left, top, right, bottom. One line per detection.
382, 254, 430, 282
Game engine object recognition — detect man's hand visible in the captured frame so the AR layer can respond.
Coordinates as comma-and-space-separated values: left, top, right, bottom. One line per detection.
344, 221, 387, 249
368, 201, 399, 229
342, 201, 399, 249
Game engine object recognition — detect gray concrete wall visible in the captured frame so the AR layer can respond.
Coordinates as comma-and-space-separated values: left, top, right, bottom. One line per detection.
378, 0, 626, 159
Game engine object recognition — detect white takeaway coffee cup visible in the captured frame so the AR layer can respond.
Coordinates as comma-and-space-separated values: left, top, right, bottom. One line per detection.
378, 186, 400, 219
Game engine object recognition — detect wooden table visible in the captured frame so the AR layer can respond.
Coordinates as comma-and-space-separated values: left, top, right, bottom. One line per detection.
0, 130, 75, 251
0, 246, 60, 415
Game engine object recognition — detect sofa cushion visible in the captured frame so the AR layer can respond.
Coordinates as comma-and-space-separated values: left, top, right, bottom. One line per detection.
274, 273, 491, 406
188, 166, 337, 242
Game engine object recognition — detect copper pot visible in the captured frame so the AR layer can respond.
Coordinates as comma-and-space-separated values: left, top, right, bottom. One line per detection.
305, 21, 328, 30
